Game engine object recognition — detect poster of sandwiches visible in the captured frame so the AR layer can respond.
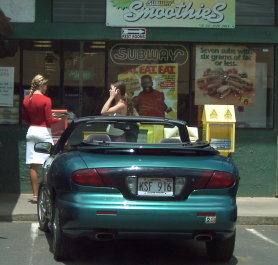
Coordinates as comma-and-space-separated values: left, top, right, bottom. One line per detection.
195, 45, 256, 106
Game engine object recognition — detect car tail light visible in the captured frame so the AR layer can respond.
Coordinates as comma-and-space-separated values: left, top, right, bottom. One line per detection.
71, 168, 116, 187
207, 171, 236, 188
196, 170, 236, 189
71, 169, 105, 186
195, 170, 212, 189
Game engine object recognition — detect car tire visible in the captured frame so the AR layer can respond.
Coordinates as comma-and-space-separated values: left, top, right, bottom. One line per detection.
37, 184, 51, 232
52, 207, 71, 261
206, 231, 236, 262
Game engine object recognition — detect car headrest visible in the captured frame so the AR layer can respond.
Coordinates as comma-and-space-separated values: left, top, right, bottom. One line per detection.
159, 138, 182, 143
85, 134, 111, 143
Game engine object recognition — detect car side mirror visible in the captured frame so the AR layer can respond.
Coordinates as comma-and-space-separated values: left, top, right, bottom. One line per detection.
34, 142, 53, 154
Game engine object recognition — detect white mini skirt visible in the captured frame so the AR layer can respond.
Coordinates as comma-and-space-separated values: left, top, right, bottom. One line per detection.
26, 126, 54, 165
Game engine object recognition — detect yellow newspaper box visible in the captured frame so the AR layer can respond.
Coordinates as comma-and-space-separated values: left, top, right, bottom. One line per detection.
202, 105, 236, 156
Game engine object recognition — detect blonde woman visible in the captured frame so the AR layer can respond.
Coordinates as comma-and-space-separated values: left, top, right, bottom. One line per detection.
23, 74, 61, 203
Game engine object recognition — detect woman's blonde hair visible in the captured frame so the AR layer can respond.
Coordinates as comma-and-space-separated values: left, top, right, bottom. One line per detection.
112, 80, 134, 116
29, 74, 48, 101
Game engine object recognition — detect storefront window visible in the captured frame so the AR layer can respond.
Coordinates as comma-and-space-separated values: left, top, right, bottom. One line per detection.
1, 40, 274, 129
63, 41, 105, 117
235, 45, 274, 128
53, 0, 105, 23
22, 40, 61, 107
236, 0, 275, 26
21, 40, 106, 118
0, 40, 20, 124
107, 42, 190, 121
193, 44, 274, 128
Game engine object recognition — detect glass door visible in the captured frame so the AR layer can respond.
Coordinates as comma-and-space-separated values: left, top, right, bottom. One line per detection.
63, 41, 106, 117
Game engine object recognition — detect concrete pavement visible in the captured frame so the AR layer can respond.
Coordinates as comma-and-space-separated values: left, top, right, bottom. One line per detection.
0, 194, 277, 224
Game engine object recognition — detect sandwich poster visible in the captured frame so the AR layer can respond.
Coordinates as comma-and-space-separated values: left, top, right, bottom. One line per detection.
118, 63, 178, 119
195, 45, 256, 106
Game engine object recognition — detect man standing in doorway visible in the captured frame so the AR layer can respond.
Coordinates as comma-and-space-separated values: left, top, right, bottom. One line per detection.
133, 75, 171, 118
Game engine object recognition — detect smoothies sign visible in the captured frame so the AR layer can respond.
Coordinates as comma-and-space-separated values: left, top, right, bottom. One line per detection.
195, 45, 256, 106
106, 0, 235, 28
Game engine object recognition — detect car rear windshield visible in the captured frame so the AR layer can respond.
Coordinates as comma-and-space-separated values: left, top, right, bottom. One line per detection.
66, 120, 187, 146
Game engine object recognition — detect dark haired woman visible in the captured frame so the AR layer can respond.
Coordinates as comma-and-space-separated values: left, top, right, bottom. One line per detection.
23, 74, 61, 203
101, 80, 134, 116
101, 81, 135, 141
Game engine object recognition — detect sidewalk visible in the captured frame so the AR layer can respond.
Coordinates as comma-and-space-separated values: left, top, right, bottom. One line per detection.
0, 194, 277, 225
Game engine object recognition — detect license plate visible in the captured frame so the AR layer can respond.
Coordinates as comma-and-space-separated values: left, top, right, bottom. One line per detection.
138, 177, 173, 196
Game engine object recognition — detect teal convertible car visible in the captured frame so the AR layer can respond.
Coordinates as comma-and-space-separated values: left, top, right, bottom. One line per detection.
35, 116, 239, 261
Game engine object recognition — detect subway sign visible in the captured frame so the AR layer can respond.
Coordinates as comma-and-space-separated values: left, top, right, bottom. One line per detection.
110, 43, 189, 65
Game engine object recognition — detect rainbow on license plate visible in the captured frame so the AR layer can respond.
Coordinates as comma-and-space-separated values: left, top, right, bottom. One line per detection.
138, 177, 173, 196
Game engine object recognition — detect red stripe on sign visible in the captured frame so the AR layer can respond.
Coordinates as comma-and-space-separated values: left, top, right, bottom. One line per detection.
196, 212, 216, 217
160, 82, 176, 87
96, 211, 117, 215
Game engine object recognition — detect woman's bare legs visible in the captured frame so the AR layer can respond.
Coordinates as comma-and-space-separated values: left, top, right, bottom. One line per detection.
30, 163, 40, 201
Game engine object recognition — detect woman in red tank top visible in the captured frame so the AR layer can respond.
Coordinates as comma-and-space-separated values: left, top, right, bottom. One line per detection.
23, 74, 61, 203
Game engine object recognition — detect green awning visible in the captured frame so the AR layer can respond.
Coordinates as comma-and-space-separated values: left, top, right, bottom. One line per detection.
0, 9, 12, 37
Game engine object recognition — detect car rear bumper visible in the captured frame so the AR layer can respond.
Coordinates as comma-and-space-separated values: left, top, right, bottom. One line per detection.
56, 192, 237, 239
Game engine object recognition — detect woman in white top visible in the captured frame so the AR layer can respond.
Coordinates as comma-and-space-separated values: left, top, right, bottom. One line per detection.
101, 81, 134, 141
101, 80, 133, 116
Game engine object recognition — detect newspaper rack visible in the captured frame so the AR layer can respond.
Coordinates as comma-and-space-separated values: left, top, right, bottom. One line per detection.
202, 105, 236, 156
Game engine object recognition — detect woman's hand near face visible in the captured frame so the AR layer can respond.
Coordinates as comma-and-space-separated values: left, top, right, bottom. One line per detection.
101, 84, 123, 115
109, 85, 119, 98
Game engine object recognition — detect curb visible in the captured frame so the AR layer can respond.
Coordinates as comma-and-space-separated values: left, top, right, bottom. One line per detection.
237, 216, 278, 225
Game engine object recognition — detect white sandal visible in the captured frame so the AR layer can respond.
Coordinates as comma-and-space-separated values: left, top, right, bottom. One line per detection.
31, 195, 38, 203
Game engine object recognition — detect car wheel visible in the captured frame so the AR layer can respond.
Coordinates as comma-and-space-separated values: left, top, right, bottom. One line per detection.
52, 207, 71, 261
206, 231, 236, 262
37, 184, 51, 232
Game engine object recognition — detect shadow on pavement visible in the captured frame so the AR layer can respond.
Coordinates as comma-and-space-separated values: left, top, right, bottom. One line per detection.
0, 193, 20, 222
44, 232, 239, 265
